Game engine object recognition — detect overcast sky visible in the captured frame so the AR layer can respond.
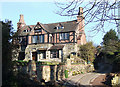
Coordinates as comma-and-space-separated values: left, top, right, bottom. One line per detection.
0, 1, 118, 45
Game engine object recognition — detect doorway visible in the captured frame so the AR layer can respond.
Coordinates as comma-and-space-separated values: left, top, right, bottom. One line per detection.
32, 52, 37, 61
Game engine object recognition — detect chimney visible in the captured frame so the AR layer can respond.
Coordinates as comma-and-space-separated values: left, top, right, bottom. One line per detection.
77, 7, 85, 30
78, 7, 83, 16
77, 7, 84, 22
17, 14, 26, 30
76, 7, 86, 45
19, 14, 25, 23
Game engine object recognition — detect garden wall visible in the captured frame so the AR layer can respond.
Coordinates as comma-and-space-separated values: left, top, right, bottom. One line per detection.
14, 60, 94, 82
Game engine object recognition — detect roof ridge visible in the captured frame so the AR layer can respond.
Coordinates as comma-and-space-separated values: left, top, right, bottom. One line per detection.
24, 20, 77, 26
44, 20, 77, 25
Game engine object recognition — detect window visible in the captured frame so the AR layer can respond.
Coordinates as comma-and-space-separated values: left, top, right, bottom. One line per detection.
56, 23, 64, 30
57, 26, 64, 29
32, 36, 38, 43
38, 35, 44, 43
23, 30, 28, 32
32, 35, 44, 44
35, 29, 42, 33
51, 50, 59, 58
60, 33, 69, 40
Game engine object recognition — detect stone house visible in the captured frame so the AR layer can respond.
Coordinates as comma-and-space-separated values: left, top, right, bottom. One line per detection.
14, 7, 86, 62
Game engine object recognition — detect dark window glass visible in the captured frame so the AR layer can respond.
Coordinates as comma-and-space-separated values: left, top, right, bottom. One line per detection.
35, 29, 41, 33
60, 33, 69, 40
32, 36, 38, 43
32, 35, 44, 44
38, 35, 44, 43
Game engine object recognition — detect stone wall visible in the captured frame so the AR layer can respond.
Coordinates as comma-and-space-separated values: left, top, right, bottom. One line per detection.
15, 60, 94, 82
36, 64, 65, 82
62, 43, 76, 58
25, 44, 53, 61
23, 43, 79, 62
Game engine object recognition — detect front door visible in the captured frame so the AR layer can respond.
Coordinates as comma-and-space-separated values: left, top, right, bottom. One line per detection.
32, 52, 37, 61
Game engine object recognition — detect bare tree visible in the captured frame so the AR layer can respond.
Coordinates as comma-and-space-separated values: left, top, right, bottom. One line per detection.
55, 0, 120, 34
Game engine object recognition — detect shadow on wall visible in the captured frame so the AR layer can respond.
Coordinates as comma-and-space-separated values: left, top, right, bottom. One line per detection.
50, 65, 55, 81
36, 63, 64, 82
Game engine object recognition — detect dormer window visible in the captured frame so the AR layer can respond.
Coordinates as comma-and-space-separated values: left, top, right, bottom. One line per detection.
55, 23, 64, 30
23, 30, 28, 32
57, 26, 64, 29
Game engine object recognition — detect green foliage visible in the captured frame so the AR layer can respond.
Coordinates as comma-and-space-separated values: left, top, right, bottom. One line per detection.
102, 29, 119, 61
36, 61, 60, 65
79, 42, 95, 63
14, 60, 28, 66
2, 20, 17, 86
94, 29, 120, 72
103, 29, 118, 45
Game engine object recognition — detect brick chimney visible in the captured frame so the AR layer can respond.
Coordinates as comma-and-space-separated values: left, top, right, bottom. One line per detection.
17, 14, 26, 30
77, 7, 86, 45
78, 7, 83, 16
77, 7, 84, 30
77, 7, 84, 22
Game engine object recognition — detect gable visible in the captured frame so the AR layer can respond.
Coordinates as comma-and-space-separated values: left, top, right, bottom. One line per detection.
34, 22, 49, 34
17, 25, 34, 36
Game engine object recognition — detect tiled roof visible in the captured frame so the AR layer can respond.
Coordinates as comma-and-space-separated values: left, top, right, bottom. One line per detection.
44, 20, 78, 33
18, 20, 78, 36
17, 25, 35, 36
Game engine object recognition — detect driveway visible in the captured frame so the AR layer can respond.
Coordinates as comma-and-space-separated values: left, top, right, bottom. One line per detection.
62, 73, 105, 87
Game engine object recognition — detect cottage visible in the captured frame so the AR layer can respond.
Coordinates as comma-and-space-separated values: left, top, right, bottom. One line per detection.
14, 7, 86, 62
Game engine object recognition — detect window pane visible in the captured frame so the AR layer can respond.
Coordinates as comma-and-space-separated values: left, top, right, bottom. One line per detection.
60, 33, 62, 40
42, 35, 44, 43
63, 33, 65, 39
38, 35, 44, 43
35, 29, 41, 33
32, 36, 37, 43
39, 35, 41, 43
60, 33, 69, 40
65, 33, 69, 39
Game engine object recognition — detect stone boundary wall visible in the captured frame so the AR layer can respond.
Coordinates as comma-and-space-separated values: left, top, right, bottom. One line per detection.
14, 62, 94, 82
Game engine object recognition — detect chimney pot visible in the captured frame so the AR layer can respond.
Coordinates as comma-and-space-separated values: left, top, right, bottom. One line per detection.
78, 7, 83, 16
19, 14, 25, 23
17, 14, 26, 30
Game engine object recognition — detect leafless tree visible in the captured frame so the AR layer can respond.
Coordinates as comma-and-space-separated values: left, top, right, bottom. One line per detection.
55, 0, 120, 35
